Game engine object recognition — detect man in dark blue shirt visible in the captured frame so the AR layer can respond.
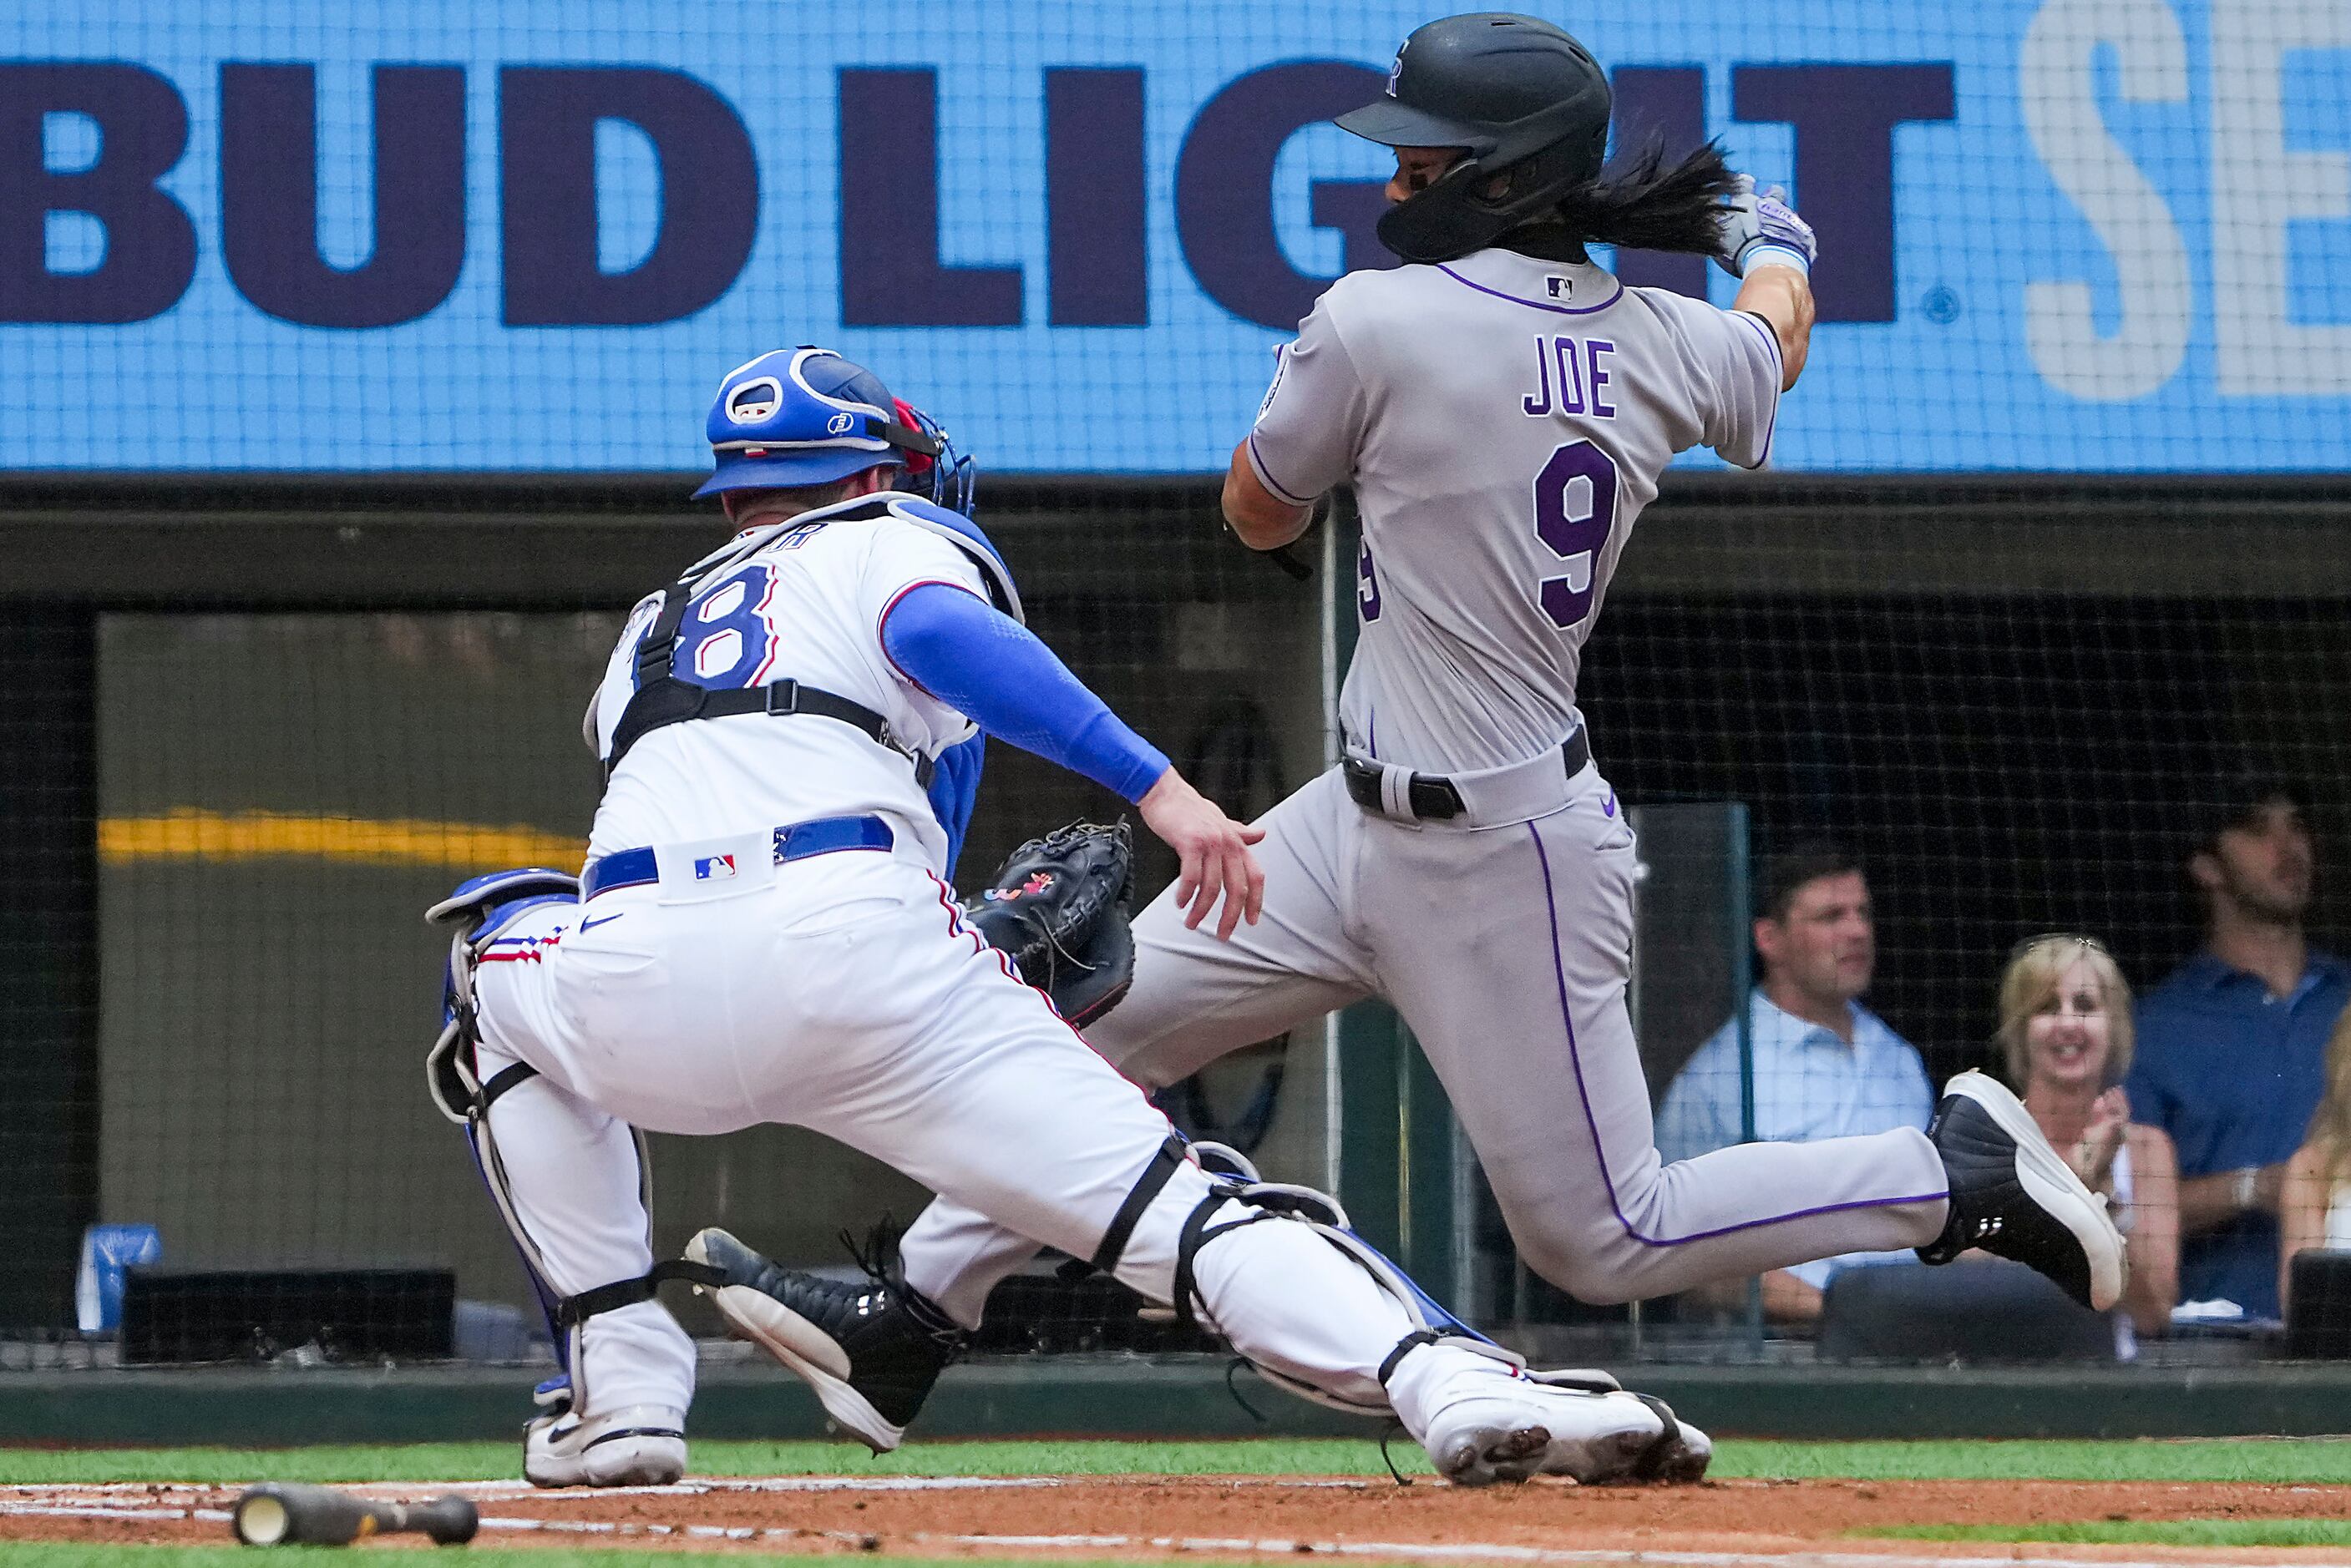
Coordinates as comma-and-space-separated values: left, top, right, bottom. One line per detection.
2126, 783, 2348, 1321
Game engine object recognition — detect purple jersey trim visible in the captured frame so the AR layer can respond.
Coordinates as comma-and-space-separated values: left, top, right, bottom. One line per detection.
1729, 310, 1783, 471
1245, 431, 1316, 507
1528, 816, 1946, 1247
1734, 308, 1783, 369
1438, 265, 1625, 316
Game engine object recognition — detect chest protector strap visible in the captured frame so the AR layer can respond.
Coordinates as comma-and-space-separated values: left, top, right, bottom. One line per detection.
604, 565, 933, 787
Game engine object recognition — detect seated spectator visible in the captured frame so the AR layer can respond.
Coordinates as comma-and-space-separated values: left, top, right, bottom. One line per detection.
1656, 843, 1933, 1323
1998, 933, 2178, 1344
2126, 781, 2348, 1321
2281, 1008, 2351, 1311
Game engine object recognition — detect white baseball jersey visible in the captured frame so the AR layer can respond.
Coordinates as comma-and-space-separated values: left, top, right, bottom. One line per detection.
583, 499, 986, 868
1246, 247, 1781, 774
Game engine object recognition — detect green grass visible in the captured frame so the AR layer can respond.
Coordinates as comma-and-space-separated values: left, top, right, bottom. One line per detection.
3, 1435, 2350, 1489
1871, 1519, 2351, 1549
1712, 1437, 2351, 1485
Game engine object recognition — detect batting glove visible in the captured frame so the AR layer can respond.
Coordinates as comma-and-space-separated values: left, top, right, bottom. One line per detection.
1715, 173, 1816, 279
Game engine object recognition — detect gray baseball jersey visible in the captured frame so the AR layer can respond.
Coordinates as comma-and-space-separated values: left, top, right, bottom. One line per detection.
895, 249, 1953, 1331
1245, 248, 1781, 773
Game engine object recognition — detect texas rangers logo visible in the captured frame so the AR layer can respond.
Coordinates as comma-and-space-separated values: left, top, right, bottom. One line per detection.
985, 871, 1056, 903
694, 854, 738, 881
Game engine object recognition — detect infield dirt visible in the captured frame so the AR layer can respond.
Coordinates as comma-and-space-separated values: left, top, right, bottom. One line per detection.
6, 1474, 2351, 1563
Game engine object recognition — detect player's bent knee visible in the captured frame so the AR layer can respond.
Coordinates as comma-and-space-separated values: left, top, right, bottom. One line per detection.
1508, 1228, 1635, 1304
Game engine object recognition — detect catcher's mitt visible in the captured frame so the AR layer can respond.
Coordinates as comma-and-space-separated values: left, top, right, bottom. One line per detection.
960, 820, 1137, 1026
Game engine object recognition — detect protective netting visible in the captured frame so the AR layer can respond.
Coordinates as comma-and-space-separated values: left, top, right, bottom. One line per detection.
0, 1, 2346, 1379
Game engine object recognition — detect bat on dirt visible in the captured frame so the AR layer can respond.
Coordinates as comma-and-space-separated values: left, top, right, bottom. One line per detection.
231, 1482, 478, 1547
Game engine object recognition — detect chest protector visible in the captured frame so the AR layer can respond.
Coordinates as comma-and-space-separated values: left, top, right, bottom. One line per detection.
600, 495, 1020, 783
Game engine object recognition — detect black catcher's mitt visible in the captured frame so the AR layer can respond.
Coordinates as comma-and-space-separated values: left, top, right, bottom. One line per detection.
960, 820, 1137, 1026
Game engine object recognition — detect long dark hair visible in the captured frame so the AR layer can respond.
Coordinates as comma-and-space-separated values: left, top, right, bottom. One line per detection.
1551, 135, 1742, 256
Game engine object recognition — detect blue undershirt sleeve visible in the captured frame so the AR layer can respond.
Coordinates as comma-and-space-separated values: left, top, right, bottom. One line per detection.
923, 732, 985, 878
883, 583, 1170, 803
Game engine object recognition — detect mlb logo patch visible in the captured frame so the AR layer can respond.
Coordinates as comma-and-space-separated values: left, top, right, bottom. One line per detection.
694, 854, 738, 881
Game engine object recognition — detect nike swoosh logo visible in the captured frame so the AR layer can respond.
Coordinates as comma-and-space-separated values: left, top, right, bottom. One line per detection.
579, 913, 626, 931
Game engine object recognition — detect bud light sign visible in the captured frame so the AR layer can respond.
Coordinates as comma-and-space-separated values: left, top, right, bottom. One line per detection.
0, 1, 2344, 473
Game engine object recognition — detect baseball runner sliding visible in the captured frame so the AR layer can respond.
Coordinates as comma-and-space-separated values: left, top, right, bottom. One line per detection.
754, 12, 2126, 1445
428, 342, 1715, 1488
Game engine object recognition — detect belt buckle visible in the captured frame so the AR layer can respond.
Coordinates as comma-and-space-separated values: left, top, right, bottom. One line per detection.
1413, 776, 1463, 821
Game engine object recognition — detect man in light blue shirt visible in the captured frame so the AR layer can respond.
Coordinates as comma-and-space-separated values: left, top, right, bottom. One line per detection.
1655, 844, 1934, 1323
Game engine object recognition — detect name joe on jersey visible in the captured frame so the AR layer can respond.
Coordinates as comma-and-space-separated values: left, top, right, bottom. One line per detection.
1522, 336, 1618, 421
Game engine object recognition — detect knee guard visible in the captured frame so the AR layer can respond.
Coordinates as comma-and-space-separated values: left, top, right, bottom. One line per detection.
424, 866, 581, 1124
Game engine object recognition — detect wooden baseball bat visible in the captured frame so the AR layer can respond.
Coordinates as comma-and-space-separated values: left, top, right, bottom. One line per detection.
231, 1482, 478, 1546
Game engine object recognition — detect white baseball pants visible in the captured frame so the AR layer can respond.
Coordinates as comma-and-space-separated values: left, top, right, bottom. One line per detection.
467, 841, 1497, 1432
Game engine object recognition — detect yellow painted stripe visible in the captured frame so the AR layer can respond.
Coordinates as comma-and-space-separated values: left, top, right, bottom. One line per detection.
99, 809, 583, 872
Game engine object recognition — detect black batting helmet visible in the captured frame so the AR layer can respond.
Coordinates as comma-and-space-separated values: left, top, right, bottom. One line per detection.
1335, 13, 1612, 265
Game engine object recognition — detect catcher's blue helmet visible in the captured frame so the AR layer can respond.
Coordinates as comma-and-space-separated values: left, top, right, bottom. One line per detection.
695, 346, 975, 515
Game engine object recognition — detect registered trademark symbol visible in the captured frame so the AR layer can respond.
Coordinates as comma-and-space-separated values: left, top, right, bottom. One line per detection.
1923, 286, 1960, 323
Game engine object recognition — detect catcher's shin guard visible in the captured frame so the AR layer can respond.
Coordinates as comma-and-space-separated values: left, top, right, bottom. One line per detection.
1089, 1140, 1618, 1423
426, 865, 710, 1461
1108, 1148, 1700, 1486
426, 867, 584, 1358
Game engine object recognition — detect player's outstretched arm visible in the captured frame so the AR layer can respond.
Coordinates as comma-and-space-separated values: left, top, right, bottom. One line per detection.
1716, 175, 1816, 391
1222, 439, 1317, 552
1137, 768, 1267, 939
881, 582, 1264, 938
1735, 267, 1812, 391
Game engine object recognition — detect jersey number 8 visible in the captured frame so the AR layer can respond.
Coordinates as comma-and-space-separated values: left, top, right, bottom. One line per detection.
650, 564, 781, 690
1533, 440, 1619, 630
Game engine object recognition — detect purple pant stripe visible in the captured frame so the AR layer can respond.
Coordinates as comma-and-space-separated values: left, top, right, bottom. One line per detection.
1526, 817, 1945, 1250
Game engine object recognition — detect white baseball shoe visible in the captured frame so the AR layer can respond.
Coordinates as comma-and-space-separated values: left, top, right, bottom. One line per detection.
524, 1403, 687, 1488
1409, 1355, 1670, 1486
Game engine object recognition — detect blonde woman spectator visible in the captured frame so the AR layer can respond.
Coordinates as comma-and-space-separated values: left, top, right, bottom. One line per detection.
1999, 935, 2179, 1342
2281, 1009, 2351, 1310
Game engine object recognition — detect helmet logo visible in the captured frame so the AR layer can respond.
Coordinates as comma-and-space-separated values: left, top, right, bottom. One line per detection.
825, 411, 855, 435
726, 377, 782, 424
1386, 47, 1403, 97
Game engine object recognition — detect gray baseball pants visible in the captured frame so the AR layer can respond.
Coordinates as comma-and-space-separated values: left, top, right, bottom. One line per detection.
899, 761, 1949, 1326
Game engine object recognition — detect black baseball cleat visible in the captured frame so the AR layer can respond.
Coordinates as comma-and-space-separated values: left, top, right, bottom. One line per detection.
684, 1223, 964, 1454
1916, 1070, 2126, 1311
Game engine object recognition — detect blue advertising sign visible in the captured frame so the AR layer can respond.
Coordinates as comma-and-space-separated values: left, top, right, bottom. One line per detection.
1, 2, 2344, 473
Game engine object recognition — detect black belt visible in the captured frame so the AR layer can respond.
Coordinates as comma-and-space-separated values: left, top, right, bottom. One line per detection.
1342, 729, 1589, 822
